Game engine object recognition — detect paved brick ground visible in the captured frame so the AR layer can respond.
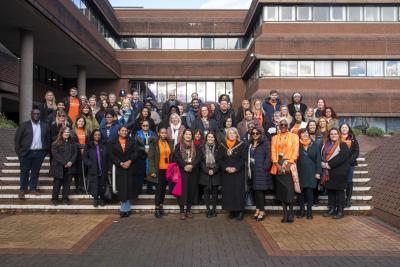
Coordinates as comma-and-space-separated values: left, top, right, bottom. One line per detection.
0, 214, 399, 267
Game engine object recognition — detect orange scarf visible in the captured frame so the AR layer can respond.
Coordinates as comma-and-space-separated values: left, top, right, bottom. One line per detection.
76, 128, 86, 145
341, 135, 352, 149
119, 137, 126, 152
226, 139, 236, 149
291, 123, 301, 134
254, 110, 263, 126
300, 137, 311, 150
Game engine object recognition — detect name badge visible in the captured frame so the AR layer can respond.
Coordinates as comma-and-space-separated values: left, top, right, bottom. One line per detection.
145, 145, 149, 149
187, 158, 192, 163
279, 152, 284, 157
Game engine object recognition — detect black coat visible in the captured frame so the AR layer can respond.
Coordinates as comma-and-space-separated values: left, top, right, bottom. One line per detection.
83, 142, 109, 196
199, 144, 220, 186
132, 117, 156, 134
218, 141, 247, 211
173, 144, 201, 206
214, 109, 236, 129
346, 136, 360, 166
109, 137, 140, 202
146, 139, 174, 184
191, 117, 218, 134
49, 140, 78, 179
39, 103, 57, 125
50, 122, 72, 142
14, 120, 51, 157
288, 103, 308, 117
324, 142, 350, 190
248, 139, 273, 191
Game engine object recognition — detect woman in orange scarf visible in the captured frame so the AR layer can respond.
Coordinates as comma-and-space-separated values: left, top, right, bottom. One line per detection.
321, 128, 350, 219
271, 119, 299, 223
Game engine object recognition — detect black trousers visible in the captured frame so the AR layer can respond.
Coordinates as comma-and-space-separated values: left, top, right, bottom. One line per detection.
255, 190, 265, 211
89, 175, 106, 199
155, 170, 167, 206
204, 185, 218, 211
52, 168, 71, 200
298, 188, 313, 210
327, 189, 345, 208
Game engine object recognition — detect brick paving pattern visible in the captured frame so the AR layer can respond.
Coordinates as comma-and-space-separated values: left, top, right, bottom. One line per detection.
0, 214, 399, 266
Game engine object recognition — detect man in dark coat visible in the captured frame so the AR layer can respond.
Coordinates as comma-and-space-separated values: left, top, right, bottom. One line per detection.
288, 92, 307, 117
131, 90, 144, 115
14, 108, 50, 199
214, 100, 236, 129
262, 90, 282, 128
161, 92, 180, 120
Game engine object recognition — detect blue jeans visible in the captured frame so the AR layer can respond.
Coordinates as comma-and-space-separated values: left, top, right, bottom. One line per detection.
19, 150, 46, 192
347, 166, 355, 183
120, 200, 131, 212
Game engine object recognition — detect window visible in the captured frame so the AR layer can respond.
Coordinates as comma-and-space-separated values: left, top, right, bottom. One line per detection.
216, 82, 226, 99
365, 6, 380, 21
162, 38, 175, 49
330, 6, 346, 21
196, 82, 206, 101
226, 82, 233, 102
381, 7, 398, 21
280, 61, 297, 76
279, 6, 295, 21
227, 38, 241, 49
206, 82, 216, 102
147, 82, 157, 99
349, 61, 366, 76
313, 7, 330, 21
315, 61, 332, 76
177, 82, 186, 103
297, 6, 312, 21
188, 38, 201, 50
347, 6, 363, 21
202, 38, 213, 49
214, 38, 228, 50
121, 38, 135, 49
135, 38, 148, 49
333, 61, 349, 76
149, 38, 161, 49
385, 61, 400, 76
367, 61, 384, 76
264, 6, 279, 21
298, 61, 314, 76
167, 82, 177, 95
186, 82, 196, 102
157, 82, 167, 103
175, 38, 188, 49
260, 61, 280, 77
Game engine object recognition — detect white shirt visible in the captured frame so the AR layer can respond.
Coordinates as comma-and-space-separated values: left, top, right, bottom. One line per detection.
295, 104, 301, 111
30, 121, 42, 150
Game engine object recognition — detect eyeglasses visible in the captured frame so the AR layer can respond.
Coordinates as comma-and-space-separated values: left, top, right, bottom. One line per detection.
251, 132, 260, 136
142, 125, 150, 127
58, 115, 66, 117
279, 124, 288, 127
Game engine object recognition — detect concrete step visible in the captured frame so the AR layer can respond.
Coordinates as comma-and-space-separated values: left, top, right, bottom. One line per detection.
3, 162, 50, 167
354, 170, 368, 175
353, 186, 371, 192
2, 169, 49, 174
6, 156, 50, 161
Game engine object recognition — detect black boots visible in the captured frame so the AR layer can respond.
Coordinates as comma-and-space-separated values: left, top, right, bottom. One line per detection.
287, 204, 294, 223
345, 183, 353, 208
235, 211, 244, 221
281, 204, 288, 223
281, 204, 294, 223
154, 207, 162, 218
333, 206, 344, 219
297, 207, 305, 218
323, 206, 337, 217
306, 208, 313, 219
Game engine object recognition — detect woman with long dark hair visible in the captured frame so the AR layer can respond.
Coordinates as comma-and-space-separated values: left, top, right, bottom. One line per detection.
49, 127, 77, 205
191, 105, 217, 135
173, 129, 201, 220
99, 110, 120, 143
322, 107, 339, 130
83, 129, 108, 207
79, 103, 99, 132
199, 132, 220, 218
289, 111, 307, 135
133, 107, 156, 133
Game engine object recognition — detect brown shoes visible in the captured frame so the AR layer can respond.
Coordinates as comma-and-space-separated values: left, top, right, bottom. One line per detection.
29, 190, 41, 196
18, 191, 25, 199
186, 211, 194, 219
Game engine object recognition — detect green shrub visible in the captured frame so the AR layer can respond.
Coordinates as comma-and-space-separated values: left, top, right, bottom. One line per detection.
366, 127, 384, 137
0, 113, 17, 129
352, 128, 363, 136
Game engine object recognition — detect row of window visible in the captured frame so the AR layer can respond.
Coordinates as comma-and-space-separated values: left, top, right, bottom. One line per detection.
33, 64, 65, 90
71, 0, 121, 49
134, 81, 233, 103
264, 5, 400, 22
259, 60, 400, 77
120, 37, 242, 50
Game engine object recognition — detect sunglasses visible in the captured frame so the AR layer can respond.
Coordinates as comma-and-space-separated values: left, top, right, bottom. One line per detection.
279, 124, 288, 127
251, 132, 260, 136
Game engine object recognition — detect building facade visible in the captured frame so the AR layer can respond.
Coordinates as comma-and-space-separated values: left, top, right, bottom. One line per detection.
0, 0, 399, 131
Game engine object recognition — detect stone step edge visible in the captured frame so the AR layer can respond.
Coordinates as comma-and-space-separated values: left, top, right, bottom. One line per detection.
0, 204, 372, 211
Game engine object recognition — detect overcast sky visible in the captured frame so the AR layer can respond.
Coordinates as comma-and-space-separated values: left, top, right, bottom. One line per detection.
108, 0, 251, 9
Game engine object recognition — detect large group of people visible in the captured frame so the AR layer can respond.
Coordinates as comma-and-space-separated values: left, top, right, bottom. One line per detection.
14, 87, 359, 221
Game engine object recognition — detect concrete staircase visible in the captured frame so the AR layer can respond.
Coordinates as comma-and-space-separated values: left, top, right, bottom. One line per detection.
0, 154, 372, 213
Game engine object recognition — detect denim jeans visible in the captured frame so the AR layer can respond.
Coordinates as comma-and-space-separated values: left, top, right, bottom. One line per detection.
19, 150, 46, 192
120, 200, 131, 212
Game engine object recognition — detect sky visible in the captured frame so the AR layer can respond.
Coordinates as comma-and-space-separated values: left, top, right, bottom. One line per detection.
108, 0, 252, 9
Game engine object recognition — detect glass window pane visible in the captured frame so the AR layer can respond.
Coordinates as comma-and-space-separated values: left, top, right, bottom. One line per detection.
202, 38, 213, 49
279, 6, 295, 21
297, 6, 312, 21
314, 7, 330, 21
367, 61, 384, 77
167, 82, 177, 96
135, 38, 148, 49
260, 61, 280, 76
149, 38, 161, 49
188, 38, 201, 50
186, 82, 196, 102
365, 6, 380, 21
349, 61, 366, 76
175, 38, 188, 49
348, 6, 363, 21
147, 82, 157, 99
196, 82, 206, 101
385, 61, 400, 76
162, 38, 175, 49
315, 61, 332, 76
333, 61, 349, 76
177, 82, 186, 103
381, 7, 398, 21
331, 6, 345, 21
157, 82, 167, 103
298, 61, 314, 76
214, 38, 227, 50
264, 6, 278, 21
280, 61, 297, 76
216, 82, 226, 100
227, 38, 241, 49
206, 82, 216, 102
226, 82, 233, 103
121, 38, 135, 49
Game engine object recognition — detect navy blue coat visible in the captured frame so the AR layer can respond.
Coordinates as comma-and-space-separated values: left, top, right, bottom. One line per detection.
262, 97, 282, 127
249, 139, 273, 191
100, 120, 120, 143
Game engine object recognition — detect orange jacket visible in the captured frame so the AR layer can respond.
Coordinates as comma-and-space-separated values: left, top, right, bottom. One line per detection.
270, 132, 299, 175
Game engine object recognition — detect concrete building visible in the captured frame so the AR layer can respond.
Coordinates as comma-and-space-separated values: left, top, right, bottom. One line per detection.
0, 0, 399, 130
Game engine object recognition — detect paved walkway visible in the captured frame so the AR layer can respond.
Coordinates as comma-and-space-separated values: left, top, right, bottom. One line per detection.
0, 213, 399, 266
